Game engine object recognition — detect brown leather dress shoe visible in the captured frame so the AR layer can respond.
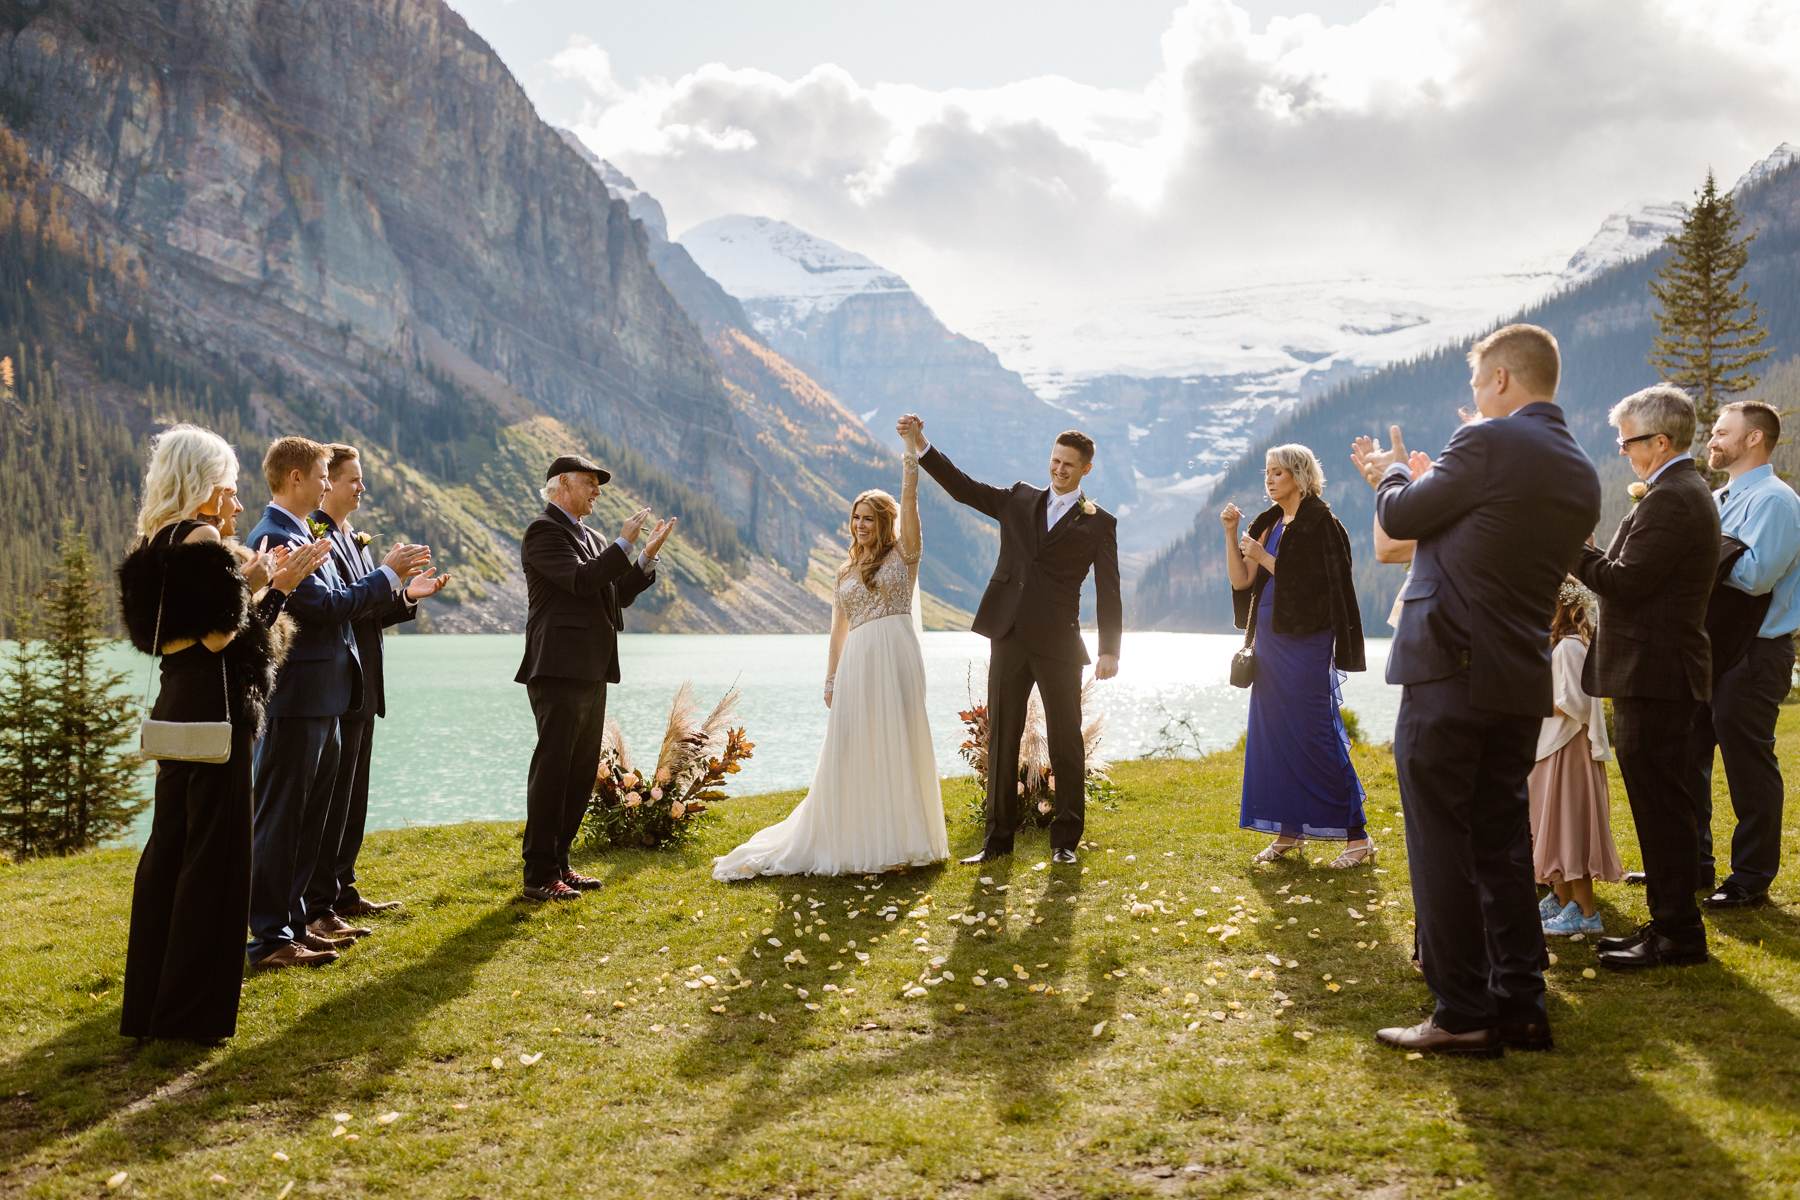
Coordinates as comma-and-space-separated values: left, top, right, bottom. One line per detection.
300, 930, 352, 952
1375, 1017, 1502, 1057
252, 943, 338, 971
310, 913, 372, 940
338, 897, 403, 917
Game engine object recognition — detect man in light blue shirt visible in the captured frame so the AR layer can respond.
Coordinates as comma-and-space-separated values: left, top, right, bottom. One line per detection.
1693, 400, 1800, 907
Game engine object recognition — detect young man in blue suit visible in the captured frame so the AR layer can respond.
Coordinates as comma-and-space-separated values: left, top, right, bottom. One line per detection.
1352, 324, 1602, 1056
244, 437, 429, 971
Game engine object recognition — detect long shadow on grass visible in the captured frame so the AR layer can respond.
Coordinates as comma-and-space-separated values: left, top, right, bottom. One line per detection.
18, 904, 522, 1178
674, 852, 1123, 1178
1246, 857, 1793, 1199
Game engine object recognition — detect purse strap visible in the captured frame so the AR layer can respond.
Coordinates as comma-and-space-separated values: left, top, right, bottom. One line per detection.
140, 527, 231, 720
1242, 574, 1265, 651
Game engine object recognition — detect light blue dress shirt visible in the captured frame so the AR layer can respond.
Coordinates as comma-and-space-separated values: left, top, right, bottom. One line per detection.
1717, 463, 1800, 638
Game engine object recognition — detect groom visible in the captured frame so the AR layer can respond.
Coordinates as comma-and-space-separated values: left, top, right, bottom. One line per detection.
899, 414, 1121, 866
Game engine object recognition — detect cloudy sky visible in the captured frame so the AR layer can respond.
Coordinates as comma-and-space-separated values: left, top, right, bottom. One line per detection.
447, 0, 1798, 329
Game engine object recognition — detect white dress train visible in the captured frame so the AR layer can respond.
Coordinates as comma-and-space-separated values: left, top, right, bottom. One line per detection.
712, 455, 949, 880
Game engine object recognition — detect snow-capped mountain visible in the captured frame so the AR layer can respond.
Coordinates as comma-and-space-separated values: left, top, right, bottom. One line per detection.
1556, 202, 1687, 289
680, 216, 912, 334
1553, 142, 1799, 291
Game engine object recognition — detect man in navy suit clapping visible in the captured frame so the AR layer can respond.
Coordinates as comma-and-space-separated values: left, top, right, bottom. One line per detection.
244, 437, 429, 971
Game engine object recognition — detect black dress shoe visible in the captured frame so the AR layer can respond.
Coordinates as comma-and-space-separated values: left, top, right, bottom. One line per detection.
1375, 1017, 1502, 1058
1703, 883, 1768, 910
960, 850, 1008, 865
1051, 848, 1078, 865
1597, 930, 1708, 970
1623, 871, 1646, 885
1596, 923, 1653, 953
1499, 1020, 1554, 1051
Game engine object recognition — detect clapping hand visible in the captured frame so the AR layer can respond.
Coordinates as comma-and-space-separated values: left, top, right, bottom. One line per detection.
267, 538, 333, 594
620, 506, 653, 546
405, 567, 451, 601
643, 515, 677, 559
1350, 425, 1409, 488
382, 542, 431, 581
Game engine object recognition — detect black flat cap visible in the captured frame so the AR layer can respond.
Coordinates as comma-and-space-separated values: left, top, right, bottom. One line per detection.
545, 454, 611, 484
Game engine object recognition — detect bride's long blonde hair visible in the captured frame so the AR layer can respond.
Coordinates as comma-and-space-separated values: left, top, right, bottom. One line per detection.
840, 488, 899, 589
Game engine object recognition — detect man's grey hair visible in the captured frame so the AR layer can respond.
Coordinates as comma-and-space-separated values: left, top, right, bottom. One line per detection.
1609, 384, 1696, 449
539, 472, 574, 503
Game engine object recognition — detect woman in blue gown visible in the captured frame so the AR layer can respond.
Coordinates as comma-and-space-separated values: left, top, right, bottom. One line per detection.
1221, 444, 1370, 868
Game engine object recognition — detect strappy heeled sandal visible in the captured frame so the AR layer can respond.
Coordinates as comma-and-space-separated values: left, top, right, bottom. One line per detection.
1327, 843, 1376, 869
1252, 837, 1305, 864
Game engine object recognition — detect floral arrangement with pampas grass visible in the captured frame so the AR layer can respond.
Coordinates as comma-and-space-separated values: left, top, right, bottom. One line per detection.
581, 684, 754, 850
957, 677, 1116, 829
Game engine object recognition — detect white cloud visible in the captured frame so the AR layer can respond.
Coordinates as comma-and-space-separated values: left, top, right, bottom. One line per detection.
546, 0, 1800, 328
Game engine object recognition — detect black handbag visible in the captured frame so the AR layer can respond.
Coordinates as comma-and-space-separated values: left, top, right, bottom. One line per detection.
1229, 575, 1264, 689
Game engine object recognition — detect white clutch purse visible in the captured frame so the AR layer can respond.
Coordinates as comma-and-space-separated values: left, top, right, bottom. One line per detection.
139, 716, 232, 763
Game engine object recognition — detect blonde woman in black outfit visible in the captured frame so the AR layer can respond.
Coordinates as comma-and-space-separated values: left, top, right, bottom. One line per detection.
117, 425, 329, 1042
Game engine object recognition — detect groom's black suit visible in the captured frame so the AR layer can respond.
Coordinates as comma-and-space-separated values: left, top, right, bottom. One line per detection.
919, 443, 1121, 854
1376, 402, 1600, 1033
515, 504, 657, 888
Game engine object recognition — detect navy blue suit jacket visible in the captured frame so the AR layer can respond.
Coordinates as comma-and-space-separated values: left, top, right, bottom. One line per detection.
313, 510, 417, 720
1376, 402, 1601, 717
245, 505, 397, 719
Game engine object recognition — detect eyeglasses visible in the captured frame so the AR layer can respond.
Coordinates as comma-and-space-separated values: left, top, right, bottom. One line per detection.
1615, 432, 1662, 449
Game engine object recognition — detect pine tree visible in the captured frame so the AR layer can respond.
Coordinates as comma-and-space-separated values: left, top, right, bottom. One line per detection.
41, 520, 145, 852
1649, 170, 1772, 448
0, 600, 58, 859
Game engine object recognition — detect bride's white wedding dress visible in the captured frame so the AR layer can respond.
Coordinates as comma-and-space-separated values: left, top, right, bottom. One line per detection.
713, 453, 949, 880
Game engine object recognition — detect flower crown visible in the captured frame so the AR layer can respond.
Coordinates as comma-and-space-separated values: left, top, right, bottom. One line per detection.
1557, 577, 1597, 616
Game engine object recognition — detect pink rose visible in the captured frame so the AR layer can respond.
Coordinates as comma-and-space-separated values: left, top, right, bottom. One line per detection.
623, 792, 642, 808
650, 786, 664, 801
670, 800, 686, 819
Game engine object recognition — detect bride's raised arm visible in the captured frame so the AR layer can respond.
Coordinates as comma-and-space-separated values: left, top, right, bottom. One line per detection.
899, 447, 922, 565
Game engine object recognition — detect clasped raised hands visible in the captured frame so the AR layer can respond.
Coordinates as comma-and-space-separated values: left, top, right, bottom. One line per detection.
895, 413, 925, 451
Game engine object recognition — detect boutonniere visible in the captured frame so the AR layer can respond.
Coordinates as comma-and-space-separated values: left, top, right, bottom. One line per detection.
1079, 497, 1097, 517
306, 517, 331, 539
353, 531, 373, 549
1626, 481, 1649, 504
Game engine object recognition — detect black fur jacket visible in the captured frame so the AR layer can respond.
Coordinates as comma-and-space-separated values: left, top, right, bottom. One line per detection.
1231, 494, 1366, 673
118, 533, 293, 732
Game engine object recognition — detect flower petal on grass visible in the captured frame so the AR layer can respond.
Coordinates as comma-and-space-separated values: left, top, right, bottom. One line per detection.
375, 1111, 402, 1125
1091, 1020, 1107, 1038
106, 1172, 128, 1190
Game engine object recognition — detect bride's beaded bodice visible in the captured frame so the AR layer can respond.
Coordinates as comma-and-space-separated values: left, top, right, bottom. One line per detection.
837, 547, 919, 630
836, 452, 922, 631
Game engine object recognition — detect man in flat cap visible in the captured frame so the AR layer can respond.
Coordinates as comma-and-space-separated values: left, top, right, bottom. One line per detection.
515, 455, 675, 901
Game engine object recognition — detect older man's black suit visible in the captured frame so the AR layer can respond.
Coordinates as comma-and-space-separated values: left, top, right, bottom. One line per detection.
515, 504, 656, 888
1376, 402, 1600, 1033
918, 443, 1121, 855
1575, 458, 1719, 948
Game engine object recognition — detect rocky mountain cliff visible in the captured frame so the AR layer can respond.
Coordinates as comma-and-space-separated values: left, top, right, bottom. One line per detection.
0, 0, 984, 631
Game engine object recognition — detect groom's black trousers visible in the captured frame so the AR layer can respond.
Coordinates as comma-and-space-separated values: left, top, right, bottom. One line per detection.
984, 633, 1085, 855
524, 678, 607, 887
1394, 676, 1546, 1032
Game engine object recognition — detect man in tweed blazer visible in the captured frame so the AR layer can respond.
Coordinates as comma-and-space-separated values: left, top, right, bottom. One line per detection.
1575, 385, 1720, 971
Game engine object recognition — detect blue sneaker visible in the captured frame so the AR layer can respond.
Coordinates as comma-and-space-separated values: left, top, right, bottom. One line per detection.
1543, 902, 1604, 937
1538, 893, 1564, 922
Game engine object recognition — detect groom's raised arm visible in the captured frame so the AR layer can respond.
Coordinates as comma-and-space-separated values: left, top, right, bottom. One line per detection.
916, 441, 1011, 519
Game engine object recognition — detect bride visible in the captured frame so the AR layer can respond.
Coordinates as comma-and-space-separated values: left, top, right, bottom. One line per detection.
712, 446, 949, 880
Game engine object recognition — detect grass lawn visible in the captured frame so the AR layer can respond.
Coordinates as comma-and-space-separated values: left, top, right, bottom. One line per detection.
2, 709, 1798, 1199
